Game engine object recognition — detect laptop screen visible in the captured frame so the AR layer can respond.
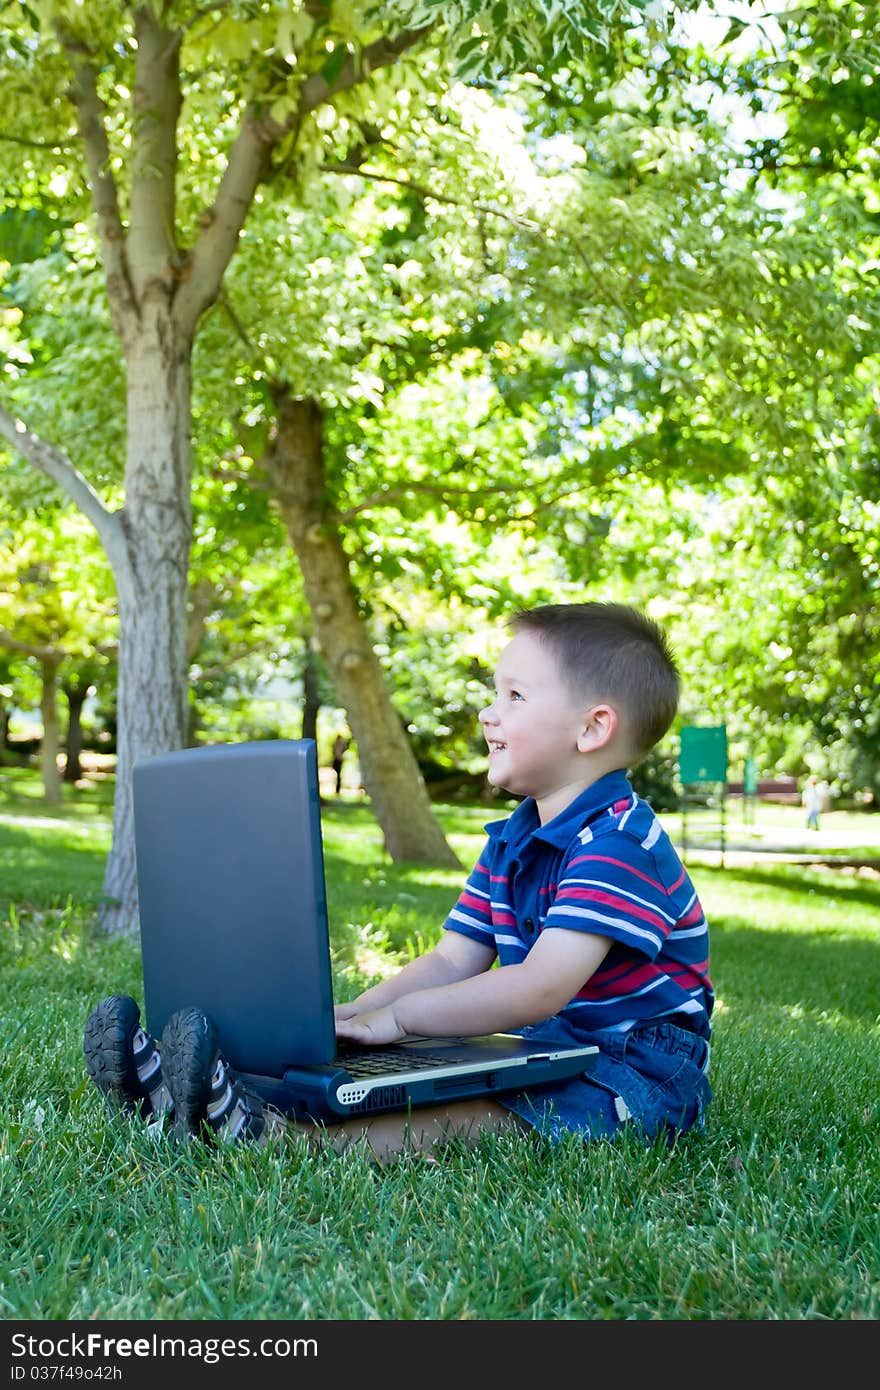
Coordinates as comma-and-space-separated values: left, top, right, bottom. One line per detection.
134, 740, 337, 1075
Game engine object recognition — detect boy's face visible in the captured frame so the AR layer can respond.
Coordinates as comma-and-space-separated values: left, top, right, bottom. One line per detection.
479, 630, 593, 808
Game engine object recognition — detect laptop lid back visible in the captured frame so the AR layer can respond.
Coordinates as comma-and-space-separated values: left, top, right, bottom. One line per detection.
134, 739, 336, 1075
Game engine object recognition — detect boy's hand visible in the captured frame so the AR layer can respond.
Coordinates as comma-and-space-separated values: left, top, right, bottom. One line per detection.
333, 1001, 361, 1023
334, 1004, 406, 1046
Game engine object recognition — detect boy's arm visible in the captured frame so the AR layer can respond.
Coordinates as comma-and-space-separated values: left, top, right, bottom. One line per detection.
334, 928, 611, 1044
333, 930, 496, 1023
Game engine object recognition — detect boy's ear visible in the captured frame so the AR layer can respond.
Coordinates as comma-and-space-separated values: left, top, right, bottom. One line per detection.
577, 703, 618, 752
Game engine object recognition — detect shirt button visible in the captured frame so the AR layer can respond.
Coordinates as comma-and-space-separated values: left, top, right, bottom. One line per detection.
524, 917, 536, 935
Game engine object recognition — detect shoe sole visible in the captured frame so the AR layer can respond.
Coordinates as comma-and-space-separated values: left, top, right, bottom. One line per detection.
162, 1007, 219, 1139
83, 995, 144, 1112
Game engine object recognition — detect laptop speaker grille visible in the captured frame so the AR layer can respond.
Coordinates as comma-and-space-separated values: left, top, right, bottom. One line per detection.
346, 1084, 407, 1114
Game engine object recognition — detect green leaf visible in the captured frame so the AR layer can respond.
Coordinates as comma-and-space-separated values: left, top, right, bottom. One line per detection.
0, 208, 61, 265
269, 94, 296, 126
321, 44, 350, 87
721, 18, 748, 48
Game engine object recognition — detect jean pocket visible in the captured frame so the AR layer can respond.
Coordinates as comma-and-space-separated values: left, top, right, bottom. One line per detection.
597, 1038, 713, 1139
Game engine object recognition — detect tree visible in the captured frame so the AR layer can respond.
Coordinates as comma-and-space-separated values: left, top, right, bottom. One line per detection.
0, 0, 707, 933
0, 505, 117, 799
692, 1, 880, 799
208, 51, 868, 847
61, 658, 107, 782
5, 2, 876, 932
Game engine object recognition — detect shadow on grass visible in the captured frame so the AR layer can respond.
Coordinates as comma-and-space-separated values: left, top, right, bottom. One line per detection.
695, 860, 880, 912
710, 921, 880, 1025
0, 767, 115, 818
0, 822, 108, 914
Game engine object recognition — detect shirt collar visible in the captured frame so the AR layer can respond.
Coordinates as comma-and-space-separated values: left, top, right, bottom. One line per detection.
484, 769, 634, 852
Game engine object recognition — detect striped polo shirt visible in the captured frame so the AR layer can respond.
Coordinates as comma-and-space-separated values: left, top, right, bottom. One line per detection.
443, 769, 713, 1039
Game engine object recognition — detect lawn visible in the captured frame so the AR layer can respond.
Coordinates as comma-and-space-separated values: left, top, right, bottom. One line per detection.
1, 769, 878, 1320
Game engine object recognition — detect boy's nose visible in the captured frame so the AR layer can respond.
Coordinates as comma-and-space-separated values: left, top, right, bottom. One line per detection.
479, 701, 497, 726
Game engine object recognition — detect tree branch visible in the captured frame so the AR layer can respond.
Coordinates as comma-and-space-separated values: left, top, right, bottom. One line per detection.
207, 446, 270, 487
128, 7, 181, 299
181, 1, 235, 32
217, 287, 263, 363
0, 132, 67, 152
182, 0, 329, 35
191, 638, 276, 681
55, 26, 138, 341
187, 577, 215, 662
323, 162, 542, 232
174, 110, 270, 334
297, 26, 433, 115
332, 477, 524, 523
176, 23, 433, 334
0, 403, 126, 570
333, 465, 618, 524
0, 627, 63, 664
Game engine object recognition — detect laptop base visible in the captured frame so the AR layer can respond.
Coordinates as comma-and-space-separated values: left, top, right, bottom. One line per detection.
237, 1033, 596, 1123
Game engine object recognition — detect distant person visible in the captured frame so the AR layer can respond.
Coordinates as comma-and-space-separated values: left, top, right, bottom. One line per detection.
802, 775, 824, 831
331, 733, 350, 796
82, 602, 713, 1161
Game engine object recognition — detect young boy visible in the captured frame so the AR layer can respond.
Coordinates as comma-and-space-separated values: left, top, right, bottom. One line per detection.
84, 602, 713, 1162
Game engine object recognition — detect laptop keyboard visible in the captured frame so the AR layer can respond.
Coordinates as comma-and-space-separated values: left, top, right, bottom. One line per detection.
334, 1046, 457, 1077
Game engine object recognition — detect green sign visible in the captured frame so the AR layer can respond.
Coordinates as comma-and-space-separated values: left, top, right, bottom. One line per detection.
743, 757, 759, 795
679, 725, 728, 784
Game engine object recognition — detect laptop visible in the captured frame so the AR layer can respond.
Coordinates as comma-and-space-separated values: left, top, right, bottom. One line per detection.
133, 739, 598, 1123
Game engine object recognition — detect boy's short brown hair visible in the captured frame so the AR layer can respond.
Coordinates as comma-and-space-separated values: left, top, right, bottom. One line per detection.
510, 602, 680, 759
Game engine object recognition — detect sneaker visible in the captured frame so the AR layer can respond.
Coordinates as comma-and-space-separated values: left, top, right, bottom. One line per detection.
161, 1006, 268, 1144
83, 995, 173, 1120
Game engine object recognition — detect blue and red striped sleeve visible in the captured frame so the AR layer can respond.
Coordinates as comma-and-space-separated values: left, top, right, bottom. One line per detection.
442, 847, 498, 952
542, 841, 678, 959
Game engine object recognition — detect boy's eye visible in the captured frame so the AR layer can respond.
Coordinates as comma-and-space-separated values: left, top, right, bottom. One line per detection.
509, 690, 523, 701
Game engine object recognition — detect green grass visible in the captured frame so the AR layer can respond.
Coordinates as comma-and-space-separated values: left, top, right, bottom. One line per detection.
1, 772, 878, 1320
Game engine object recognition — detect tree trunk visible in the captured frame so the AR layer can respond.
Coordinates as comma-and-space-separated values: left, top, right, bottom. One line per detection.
301, 638, 321, 745
267, 390, 459, 866
12, 5, 433, 930
39, 657, 62, 805
99, 316, 193, 935
63, 684, 86, 782
186, 578, 215, 746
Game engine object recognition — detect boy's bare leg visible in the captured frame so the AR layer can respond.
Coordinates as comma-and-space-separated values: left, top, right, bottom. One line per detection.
269, 1099, 530, 1163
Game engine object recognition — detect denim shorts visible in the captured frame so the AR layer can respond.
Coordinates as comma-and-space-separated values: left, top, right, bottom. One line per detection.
499, 1016, 713, 1144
